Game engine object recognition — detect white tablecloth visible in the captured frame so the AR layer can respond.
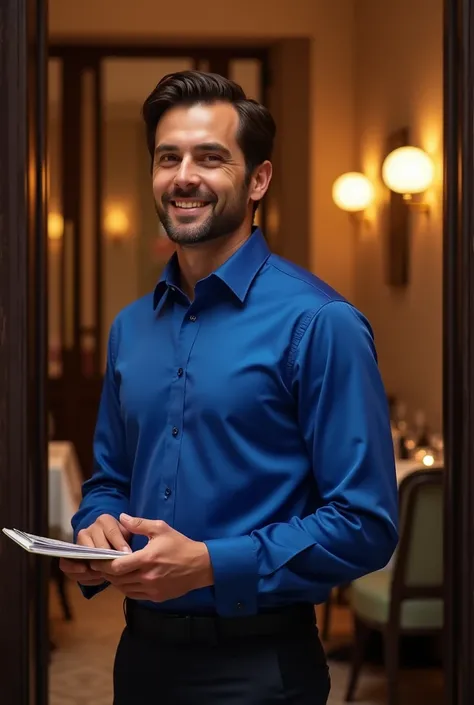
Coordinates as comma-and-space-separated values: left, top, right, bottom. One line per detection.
396, 458, 443, 485
48, 441, 83, 540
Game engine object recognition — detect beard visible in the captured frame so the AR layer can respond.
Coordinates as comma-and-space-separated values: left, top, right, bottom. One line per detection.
155, 182, 250, 245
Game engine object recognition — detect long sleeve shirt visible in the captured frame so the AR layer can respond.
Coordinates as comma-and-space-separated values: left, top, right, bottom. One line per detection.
72, 227, 398, 617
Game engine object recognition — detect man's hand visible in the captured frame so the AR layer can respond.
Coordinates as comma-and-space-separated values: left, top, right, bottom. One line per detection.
59, 514, 132, 587
90, 513, 214, 602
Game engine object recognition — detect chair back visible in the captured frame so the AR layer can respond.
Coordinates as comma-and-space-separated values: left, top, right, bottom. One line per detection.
392, 468, 443, 597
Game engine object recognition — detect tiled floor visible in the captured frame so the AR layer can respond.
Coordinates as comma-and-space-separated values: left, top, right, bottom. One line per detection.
49, 581, 444, 705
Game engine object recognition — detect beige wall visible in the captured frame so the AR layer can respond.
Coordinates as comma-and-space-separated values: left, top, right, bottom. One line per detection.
102, 119, 141, 352
49, 0, 357, 300
353, 0, 443, 431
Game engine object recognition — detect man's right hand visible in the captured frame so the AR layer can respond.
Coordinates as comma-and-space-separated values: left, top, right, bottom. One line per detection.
59, 514, 132, 587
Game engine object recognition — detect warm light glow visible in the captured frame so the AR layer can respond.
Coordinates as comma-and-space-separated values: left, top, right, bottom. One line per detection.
382, 146, 434, 195
104, 206, 130, 241
48, 212, 64, 241
332, 172, 375, 213
422, 454, 435, 467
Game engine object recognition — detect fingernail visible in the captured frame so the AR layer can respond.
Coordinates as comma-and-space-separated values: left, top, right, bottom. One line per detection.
120, 513, 132, 521
122, 546, 132, 553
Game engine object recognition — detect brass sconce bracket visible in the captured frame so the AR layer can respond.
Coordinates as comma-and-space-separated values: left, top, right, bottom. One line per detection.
402, 194, 430, 214
384, 127, 410, 287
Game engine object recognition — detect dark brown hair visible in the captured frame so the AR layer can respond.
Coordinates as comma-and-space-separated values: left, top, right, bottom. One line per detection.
142, 70, 276, 188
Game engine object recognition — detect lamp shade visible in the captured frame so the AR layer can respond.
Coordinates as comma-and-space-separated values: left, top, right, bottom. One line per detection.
48, 212, 64, 240
104, 206, 130, 240
382, 146, 434, 195
332, 172, 375, 212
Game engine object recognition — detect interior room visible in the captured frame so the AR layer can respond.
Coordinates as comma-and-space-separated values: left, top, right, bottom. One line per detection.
1, 0, 449, 703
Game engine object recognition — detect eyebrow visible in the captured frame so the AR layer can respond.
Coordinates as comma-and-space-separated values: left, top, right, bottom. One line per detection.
154, 142, 232, 159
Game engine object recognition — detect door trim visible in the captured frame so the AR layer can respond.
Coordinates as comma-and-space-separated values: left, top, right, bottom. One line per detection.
0, 1, 49, 703
443, 0, 474, 702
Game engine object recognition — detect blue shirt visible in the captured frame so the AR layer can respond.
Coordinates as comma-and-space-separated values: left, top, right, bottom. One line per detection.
72, 228, 398, 617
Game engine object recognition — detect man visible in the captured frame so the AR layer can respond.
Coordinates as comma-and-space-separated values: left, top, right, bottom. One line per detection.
60, 71, 398, 705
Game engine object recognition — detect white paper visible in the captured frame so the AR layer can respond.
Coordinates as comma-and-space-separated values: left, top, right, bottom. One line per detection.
2, 528, 129, 560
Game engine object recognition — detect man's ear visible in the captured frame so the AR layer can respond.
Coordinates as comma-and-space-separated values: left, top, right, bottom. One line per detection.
249, 161, 273, 205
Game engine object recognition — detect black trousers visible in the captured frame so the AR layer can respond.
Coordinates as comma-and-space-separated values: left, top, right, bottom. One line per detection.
113, 603, 331, 705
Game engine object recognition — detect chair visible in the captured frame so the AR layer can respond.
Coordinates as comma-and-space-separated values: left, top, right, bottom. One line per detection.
321, 585, 349, 642
345, 467, 443, 705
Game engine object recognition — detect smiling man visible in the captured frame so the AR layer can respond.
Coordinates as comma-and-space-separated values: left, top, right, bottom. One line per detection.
60, 71, 398, 705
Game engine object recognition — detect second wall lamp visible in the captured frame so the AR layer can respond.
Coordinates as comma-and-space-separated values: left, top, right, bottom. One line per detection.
381, 145, 434, 212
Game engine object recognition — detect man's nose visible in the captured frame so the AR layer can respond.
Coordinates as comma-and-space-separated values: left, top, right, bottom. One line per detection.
174, 158, 200, 190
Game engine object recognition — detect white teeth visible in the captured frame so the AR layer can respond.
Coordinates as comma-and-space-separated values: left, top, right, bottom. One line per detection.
174, 201, 207, 209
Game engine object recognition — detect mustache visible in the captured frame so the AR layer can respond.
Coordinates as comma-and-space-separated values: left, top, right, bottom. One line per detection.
162, 189, 216, 203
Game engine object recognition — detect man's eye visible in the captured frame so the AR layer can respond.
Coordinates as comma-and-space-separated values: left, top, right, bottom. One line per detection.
160, 155, 179, 163
203, 154, 222, 163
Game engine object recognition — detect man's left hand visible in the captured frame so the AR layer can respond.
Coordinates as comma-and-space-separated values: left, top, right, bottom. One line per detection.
90, 513, 214, 602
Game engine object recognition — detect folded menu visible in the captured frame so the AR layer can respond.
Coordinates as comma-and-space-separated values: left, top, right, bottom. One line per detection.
2, 528, 129, 560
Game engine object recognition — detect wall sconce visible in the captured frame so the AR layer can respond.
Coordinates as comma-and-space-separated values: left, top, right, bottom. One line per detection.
48, 211, 64, 242
382, 146, 434, 212
382, 127, 436, 288
104, 205, 130, 244
332, 172, 375, 222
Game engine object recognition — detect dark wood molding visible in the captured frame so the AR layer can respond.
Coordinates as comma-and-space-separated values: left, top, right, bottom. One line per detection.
443, 0, 474, 702
0, 1, 48, 703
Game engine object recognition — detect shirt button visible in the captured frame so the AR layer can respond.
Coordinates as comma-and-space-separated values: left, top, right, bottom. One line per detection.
177, 368, 183, 377
189, 314, 197, 322
237, 602, 244, 610
164, 487, 172, 498
172, 426, 179, 437
170, 286, 175, 292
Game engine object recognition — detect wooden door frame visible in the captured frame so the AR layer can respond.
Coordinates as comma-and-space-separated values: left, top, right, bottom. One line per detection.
443, 0, 474, 701
0, 1, 49, 704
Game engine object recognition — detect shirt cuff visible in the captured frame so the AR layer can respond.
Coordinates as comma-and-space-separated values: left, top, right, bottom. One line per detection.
78, 580, 111, 600
204, 535, 258, 617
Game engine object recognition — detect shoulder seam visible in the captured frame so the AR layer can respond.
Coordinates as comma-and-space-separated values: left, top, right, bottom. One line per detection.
286, 300, 350, 385
267, 259, 333, 300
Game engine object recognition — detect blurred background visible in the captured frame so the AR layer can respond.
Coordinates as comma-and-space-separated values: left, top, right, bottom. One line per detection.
45, 1, 444, 704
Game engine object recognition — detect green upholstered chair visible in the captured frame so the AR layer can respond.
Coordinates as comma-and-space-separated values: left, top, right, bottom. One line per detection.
345, 467, 444, 705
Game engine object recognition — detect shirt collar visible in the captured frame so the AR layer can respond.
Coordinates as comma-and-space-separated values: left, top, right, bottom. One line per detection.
153, 227, 270, 309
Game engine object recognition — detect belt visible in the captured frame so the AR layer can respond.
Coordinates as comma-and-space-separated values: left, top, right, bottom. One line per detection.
124, 599, 317, 646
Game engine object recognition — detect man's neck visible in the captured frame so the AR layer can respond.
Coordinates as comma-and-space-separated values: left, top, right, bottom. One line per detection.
176, 227, 252, 301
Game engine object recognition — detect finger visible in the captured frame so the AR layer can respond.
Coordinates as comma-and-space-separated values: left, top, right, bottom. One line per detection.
62, 565, 106, 582
120, 514, 165, 538
100, 515, 132, 552
76, 530, 96, 548
77, 577, 108, 587
90, 558, 119, 575
101, 570, 142, 586
90, 550, 144, 575
59, 557, 91, 575
94, 547, 151, 576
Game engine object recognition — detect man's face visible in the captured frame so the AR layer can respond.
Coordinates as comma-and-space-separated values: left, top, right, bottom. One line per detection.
152, 102, 252, 245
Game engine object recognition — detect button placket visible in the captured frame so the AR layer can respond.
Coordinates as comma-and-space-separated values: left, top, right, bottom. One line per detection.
160, 308, 201, 523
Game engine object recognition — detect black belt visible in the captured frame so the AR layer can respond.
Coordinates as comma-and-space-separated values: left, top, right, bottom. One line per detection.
124, 599, 316, 646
